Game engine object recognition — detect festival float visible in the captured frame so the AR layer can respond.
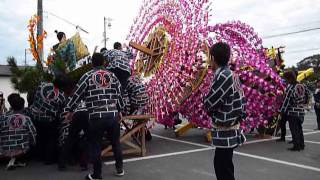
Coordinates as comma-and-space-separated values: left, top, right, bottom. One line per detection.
126, 0, 285, 140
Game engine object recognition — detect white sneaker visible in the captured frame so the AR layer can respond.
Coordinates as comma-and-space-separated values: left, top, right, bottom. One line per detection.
114, 169, 125, 177
85, 174, 102, 180
6, 158, 16, 170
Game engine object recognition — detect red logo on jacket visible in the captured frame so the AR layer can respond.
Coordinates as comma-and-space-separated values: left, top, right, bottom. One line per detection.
92, 70, 111, 88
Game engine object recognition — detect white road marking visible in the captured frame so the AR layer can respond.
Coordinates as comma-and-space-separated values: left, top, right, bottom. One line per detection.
234, 151, 320, 172
286, 138, 320, 145
303, 123, 316, 125
104, 131, 320, 172
152, 132, 320, 172
152, 131, 320, 147
303, 130, 320, 136
152, 134, 211, 148
304, 140, 320, 145
104, 147, 213, 165
244, 137, 277, 145
245, 130, 320, 145
286, 128, 314, 132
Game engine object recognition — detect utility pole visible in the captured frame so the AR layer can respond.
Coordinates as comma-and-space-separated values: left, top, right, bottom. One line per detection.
103, 17, 112, 48
25, 49, 27, 66
103, 17, 107, 48
37, 0, 44, 64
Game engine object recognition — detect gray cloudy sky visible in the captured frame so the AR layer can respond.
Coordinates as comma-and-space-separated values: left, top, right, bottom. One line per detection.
0, 0, 319, 67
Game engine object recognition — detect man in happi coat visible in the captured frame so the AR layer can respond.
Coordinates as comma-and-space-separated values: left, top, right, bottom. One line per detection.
63, 53, 125, 180
279, 71, 310, 151
102, 42, 133, 90
125, 75, 149, 114
0, 94, 36, 170
204, 42, 246, 180
29, 76, 70, 164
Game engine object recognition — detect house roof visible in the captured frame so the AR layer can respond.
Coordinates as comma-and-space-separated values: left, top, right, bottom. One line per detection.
0, 65, 12, 76
0, 65, 33, 77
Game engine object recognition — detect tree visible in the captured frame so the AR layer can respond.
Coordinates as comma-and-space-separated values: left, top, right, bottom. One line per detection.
7, 56, 52, 94
297, 54, 320, 72
7, 56, 91, 94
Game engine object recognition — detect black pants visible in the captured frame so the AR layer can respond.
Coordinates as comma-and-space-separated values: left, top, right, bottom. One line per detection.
34, 120, 59, 164
314, 106, 320, 129
89, 115, 123, 178
109, 68, 130, 90
214, 148, 235, 180
279, 114, 288, 139
59, 110, 89, 167
288, 115, 305, 148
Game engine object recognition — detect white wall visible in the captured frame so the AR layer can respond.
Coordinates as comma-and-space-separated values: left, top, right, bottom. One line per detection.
0, 77, 27, 108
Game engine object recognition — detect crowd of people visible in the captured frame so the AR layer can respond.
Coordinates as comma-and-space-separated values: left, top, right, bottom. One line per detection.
0, 38, 318, 180
0, 30, 149, 180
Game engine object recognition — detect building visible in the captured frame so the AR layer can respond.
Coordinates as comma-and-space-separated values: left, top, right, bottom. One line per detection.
0, 65, 27, 108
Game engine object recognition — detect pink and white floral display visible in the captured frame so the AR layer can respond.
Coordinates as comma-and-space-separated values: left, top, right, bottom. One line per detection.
127, 0, 284, 131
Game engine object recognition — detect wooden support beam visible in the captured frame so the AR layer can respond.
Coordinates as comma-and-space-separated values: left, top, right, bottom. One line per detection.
103, 149, 142, 157
101, 114, 153, 157
174, 122, 194, 137
101, 122, 146, 156
123, 114, 155, 120
129, 41, 154, 56
206, 131, 212, 142
141, 126, 146, 156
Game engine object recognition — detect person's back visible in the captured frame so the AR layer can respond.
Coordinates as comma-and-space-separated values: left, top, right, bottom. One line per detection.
102, 43, 133, 75
0, 112, 36, 157
104, 49, 132, 73
29, 77, 68, 164
30, 82, 66, 122
280, 71, 309, 151
66, 67, 124, 119
102, 42, 133, 90
64, 53, 124, 180
126, 75, 149, 114
0, 94, 36, 170
281, 82, 309, 117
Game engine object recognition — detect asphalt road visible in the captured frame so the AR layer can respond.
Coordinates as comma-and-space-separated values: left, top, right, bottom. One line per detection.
1, 111, 319, 180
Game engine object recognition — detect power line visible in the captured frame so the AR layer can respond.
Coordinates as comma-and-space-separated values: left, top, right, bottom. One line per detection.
263, 27, 320, 39
44, 11, 89, 34
268, 20, 320, 31
286, 48, 320, 54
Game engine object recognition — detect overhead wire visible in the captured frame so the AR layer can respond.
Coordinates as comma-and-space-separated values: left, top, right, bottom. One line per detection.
263, 27, 320, 39
44, 11, 89, 34
268, 20, 320, 31
285, 48, 320, 54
